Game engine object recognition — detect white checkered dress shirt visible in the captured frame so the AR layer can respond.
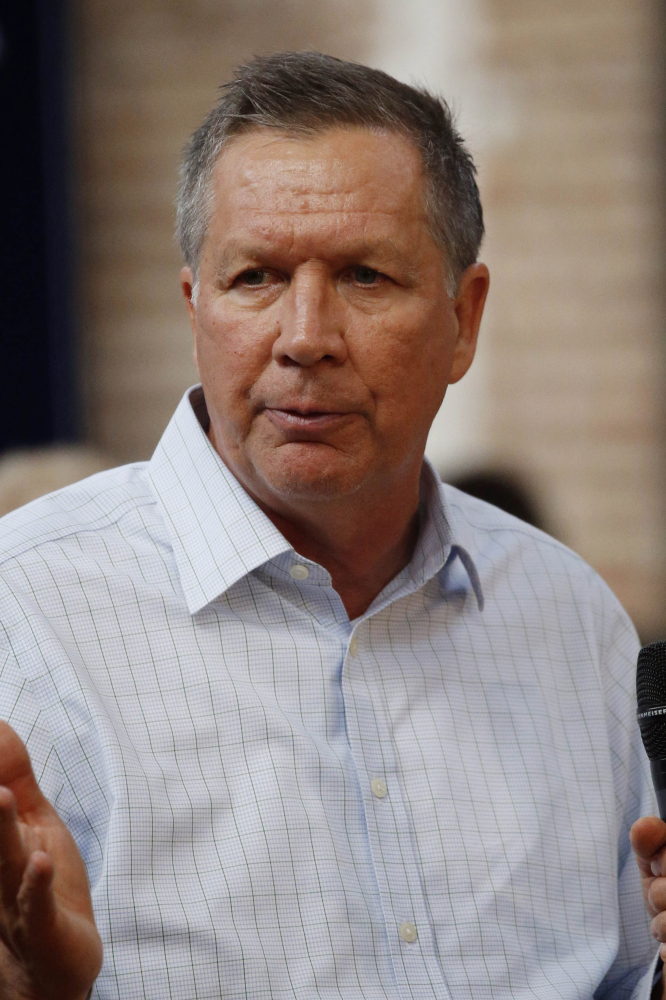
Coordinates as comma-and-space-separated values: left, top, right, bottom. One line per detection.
0, 386, 658, 1000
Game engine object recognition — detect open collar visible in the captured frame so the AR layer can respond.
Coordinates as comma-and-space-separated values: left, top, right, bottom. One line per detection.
148, 386, 484, 615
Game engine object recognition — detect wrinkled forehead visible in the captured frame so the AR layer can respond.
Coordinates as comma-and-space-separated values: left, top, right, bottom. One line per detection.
207, 126, 429, 223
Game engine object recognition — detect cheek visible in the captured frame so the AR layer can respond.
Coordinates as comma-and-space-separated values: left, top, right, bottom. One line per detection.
195, 309, 274, 398
350, 314, 453, 414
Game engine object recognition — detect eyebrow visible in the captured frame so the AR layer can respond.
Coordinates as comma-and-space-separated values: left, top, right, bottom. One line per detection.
212, 237, 421, 282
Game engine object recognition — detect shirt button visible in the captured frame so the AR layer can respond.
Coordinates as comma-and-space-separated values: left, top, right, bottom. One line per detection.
289, 564, 309, 580
371, 777, 387, 798
349, 636, 359, 657
399, 921, 417, 943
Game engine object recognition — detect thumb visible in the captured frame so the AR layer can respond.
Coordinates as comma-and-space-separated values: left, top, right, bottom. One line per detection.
0, 720, 49, 816
631, 815, 666, 875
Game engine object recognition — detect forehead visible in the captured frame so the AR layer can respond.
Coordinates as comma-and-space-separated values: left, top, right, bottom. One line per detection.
206, 127, 429, 241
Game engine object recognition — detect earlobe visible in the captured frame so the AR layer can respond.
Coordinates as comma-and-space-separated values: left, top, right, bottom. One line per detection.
180, 267, 197, 329
448, 333, 477, 386
180, 266, 194, 302
449, 263, 490, 384
180, 266, 200, 373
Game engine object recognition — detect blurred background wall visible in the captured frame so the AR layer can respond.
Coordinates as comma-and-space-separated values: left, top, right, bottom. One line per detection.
1, 0, 664, 640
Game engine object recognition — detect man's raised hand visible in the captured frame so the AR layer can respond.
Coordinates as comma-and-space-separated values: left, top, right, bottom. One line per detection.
0, 721, 102, 1000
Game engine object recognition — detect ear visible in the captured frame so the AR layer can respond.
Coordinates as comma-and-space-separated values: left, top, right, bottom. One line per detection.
448, 263, 490, 384
180, 266, 200, 374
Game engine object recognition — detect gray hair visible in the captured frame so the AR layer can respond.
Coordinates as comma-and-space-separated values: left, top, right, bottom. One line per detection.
176, 51, 484, 295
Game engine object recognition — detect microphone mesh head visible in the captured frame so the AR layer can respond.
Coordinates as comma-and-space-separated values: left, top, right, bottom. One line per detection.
637, 641, 666, 759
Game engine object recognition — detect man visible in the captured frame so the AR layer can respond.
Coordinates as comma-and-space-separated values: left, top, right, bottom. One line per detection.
0, 51, 665, 1000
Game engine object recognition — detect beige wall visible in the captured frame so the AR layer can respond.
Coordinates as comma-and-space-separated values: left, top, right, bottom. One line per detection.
71, 0, 666, 639
478, 0, 666, 638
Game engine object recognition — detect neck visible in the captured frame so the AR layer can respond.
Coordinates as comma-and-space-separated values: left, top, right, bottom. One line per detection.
214, 454, 421, 621
206, 425, 425, 619
259, 492, 421, 620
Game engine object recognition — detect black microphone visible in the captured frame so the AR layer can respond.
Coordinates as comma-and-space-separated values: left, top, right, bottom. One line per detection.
637, 641, 666, 821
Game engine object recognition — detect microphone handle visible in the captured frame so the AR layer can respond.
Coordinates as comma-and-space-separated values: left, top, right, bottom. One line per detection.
651, 759, 666, 821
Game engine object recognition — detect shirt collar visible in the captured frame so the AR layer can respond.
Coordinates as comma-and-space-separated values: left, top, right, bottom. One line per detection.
148, 385, 484, 615
148, 386, 292, 614
360, 457, 484, 617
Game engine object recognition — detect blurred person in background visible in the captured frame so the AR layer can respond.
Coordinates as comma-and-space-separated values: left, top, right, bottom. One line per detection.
0, 446, 112, 518
445, 468, 546, 532
0, 52, 664, 1000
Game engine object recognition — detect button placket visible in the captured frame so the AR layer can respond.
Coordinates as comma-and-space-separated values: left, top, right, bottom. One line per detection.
340, 622, 451, 998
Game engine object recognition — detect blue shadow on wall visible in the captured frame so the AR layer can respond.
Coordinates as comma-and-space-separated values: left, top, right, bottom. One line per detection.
0, 1, 79, 451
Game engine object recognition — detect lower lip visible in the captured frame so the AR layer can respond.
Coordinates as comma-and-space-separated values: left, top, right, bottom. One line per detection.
263, 409, 352, 435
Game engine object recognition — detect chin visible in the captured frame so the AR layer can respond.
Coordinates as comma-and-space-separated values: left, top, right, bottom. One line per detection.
253, 445, 365, 503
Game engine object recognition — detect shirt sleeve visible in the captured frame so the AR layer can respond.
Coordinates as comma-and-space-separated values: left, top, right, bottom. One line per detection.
591, 580, 660, 999
0, 638, 67, 810
0, 621, 107, 888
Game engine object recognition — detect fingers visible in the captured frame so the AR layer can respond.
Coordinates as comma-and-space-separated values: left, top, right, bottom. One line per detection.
632, 816, 666, 938
651, 906, 666, 962
0, 786, 57, 976
0, 722, 35, 785
0, 722, 47, 816
16, 850, 57, 941
630, 815, 666, 859
0, 741, 102, 998
631, 816, 666, 875
0, 787, 28, 915
0, 789, 56, 940
651, 876, 666, 915
14, 851, 102, 998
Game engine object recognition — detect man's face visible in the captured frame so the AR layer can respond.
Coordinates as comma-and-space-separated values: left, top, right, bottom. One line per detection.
182, 127, 487, 511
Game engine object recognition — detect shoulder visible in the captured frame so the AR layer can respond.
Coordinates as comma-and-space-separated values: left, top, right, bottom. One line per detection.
0, 462, 156, 568
443, 480, 579, 557
442, 482, 636, 643
444, 480, 589, 566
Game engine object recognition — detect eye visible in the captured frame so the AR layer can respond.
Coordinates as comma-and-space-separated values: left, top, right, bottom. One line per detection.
352, 266, 381, 285
238, 269, 271, 286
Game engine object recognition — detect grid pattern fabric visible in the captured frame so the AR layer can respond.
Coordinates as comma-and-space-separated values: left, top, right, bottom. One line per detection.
0, 386, 658, 1000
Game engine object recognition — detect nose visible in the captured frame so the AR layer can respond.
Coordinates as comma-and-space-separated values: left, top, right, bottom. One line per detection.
273, 268, 347, 367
